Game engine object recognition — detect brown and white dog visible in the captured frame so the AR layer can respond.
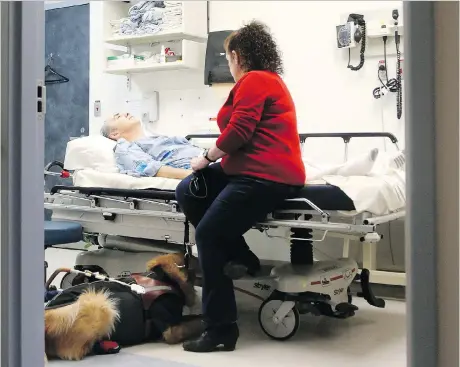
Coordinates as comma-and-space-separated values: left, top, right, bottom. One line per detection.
45, 252, 203, 362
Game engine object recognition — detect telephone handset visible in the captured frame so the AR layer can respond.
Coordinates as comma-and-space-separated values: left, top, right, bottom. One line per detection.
347, 14, 366, 71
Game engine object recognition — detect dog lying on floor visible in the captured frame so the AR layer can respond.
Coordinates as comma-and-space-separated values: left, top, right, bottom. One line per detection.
45, 253, 203, 362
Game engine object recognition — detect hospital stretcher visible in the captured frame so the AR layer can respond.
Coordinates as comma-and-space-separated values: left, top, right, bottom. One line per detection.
44, 132, 405, 340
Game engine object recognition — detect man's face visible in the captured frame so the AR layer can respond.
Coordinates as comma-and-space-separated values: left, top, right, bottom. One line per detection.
105, 112, 140, 140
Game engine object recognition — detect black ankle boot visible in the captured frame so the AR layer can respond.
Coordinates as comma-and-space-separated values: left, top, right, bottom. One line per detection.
224, 251, 261, 280
183, 323, 239, 353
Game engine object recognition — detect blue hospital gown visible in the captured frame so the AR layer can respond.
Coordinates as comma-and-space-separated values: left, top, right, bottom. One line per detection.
114, 136, 203, 177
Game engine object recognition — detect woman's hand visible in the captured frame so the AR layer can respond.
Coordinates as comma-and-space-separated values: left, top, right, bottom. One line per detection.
191, 156, 210, 172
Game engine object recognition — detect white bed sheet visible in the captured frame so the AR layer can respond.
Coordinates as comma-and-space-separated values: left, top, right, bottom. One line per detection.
73, 169, 181, 191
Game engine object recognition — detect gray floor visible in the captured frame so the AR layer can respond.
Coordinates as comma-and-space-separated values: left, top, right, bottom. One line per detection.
123, 298, 406, 367
48, 353, 198, 367
46, 248, 407, 367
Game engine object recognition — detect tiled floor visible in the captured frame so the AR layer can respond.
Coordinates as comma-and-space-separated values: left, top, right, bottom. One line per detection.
46, 248, 407, 367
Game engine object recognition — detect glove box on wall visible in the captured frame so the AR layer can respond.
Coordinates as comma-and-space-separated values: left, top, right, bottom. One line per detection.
204, 30, 234, 86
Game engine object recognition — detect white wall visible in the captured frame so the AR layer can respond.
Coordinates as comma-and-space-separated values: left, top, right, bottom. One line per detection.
89, 1, 405, 271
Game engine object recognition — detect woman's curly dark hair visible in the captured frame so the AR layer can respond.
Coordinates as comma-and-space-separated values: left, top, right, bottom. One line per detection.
224, 20, 283, 75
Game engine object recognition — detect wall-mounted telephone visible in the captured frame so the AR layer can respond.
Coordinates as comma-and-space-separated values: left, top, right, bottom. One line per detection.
336, 14, 367, 71
372, 9, 403, 120
347, 14, 366, 71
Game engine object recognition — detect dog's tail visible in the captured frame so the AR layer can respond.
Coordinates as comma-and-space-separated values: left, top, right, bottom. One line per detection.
45, 288, 120, 339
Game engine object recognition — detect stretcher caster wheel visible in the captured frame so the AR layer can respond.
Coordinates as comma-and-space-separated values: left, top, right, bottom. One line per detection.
258, 299, 299, 341
60, 272, 89, 289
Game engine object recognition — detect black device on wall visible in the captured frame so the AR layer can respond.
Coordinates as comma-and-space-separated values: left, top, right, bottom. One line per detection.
204, 30, 234, 85
347, 13, 366, 71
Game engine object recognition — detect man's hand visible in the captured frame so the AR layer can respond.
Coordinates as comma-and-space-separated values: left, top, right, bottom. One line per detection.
191, 156, 210, 172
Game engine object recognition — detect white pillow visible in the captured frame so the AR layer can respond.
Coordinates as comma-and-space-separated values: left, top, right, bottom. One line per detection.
64, 135, 119, 173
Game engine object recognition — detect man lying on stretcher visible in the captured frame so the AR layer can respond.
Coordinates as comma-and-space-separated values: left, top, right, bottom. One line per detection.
101, 112, 201, 180
101, 112, 405, 183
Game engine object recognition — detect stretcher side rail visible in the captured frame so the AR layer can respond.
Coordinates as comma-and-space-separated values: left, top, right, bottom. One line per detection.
45, 185, 382, 238
50, 185, 177, 201
49, 185, 345, 221
43, 200, 379, 238
185, 131, 399, 145
48, 184, 403, 228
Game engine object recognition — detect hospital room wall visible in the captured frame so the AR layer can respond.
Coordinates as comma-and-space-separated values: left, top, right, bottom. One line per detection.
89, 1, 405, 271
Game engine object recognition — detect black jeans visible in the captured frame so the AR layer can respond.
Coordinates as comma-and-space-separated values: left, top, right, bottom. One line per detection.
175, 163, 301, 325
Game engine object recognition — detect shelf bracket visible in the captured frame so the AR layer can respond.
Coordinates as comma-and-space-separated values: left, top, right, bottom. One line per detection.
126, 74, 131, 91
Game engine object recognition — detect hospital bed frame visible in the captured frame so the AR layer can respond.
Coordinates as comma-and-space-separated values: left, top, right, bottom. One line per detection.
44, 132, 405, 340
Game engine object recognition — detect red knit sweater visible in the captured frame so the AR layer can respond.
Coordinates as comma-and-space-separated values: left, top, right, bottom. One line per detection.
216, 70, 306, 186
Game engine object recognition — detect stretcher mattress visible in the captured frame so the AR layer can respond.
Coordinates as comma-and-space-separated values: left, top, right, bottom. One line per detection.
51, 183, 355, 212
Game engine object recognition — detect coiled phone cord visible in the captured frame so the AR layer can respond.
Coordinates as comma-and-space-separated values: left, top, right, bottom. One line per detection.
348, 21, 366, 71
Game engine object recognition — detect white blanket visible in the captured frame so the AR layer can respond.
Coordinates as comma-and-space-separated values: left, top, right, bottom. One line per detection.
73, 169, 181, 191
305, 149, 406, 215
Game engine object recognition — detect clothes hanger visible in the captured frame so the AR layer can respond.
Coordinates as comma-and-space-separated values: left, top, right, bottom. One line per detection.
45, 53, 70, 85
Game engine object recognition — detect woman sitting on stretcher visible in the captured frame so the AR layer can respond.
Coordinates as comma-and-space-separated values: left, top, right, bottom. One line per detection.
175, 21, 306, 353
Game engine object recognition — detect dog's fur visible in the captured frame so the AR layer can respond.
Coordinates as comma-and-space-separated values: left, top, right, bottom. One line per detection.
45, 288, 119, 362
45, 252, 203, 362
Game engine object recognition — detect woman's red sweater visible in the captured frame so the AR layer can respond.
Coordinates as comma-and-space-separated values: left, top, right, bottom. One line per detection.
216, 70, 306, 186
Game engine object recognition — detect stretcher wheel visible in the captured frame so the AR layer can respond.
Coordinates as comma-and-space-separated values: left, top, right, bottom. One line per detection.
60, 272, 89, 289
258, 299, 299, 341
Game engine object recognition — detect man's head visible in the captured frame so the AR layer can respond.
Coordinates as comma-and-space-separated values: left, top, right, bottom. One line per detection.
101, 112, 141, 141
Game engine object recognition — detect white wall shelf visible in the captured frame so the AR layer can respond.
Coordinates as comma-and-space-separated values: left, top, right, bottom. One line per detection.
106, 60, 191, 75
105, 39, 206, 75
105, 30, 207, 47
101, 1, 208, 76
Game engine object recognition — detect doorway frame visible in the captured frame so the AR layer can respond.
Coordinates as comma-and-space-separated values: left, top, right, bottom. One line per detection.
0, 2, 45, 366
404, 1, 459, 366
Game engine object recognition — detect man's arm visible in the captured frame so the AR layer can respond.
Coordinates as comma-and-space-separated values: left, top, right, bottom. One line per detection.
156, 166, 193, 180
115, 139, 192, 179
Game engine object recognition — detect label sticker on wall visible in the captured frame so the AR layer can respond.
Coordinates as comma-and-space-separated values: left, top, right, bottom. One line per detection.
94, 100, 101, 117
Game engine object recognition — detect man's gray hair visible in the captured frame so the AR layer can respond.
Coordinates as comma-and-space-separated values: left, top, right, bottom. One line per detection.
100, 122, 111, 138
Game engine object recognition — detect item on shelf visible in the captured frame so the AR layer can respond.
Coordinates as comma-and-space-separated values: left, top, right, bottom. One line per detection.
107, 54, 145, 68
164, 47, 175, 56
166, 54, 182, 63
110, 1, 183, 37
159, 45, 166, 63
